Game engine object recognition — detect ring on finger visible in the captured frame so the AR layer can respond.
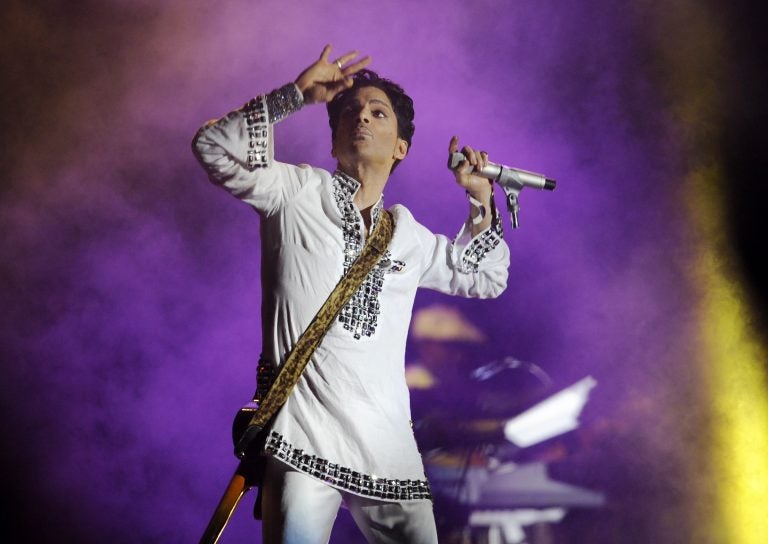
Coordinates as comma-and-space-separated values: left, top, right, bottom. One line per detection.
335, 59, 343, 69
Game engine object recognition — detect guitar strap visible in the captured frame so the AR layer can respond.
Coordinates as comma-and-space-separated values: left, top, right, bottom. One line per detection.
234, 209, 395, 458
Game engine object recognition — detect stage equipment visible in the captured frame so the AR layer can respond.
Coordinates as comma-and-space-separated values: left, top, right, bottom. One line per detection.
420, 372, 601, 543
503, 376, 596, 448
448, 152, 556, 228
464, 462, 604, 544
472, 356, 553, 389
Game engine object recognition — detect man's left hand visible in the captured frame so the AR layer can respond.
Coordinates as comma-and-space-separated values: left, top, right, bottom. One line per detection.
449, 136, 493, 201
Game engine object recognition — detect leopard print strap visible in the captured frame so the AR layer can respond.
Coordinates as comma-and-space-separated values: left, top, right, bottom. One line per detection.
247, 210, 394, 428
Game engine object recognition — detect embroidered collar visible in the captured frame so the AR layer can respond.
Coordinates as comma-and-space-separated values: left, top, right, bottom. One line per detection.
331, 170, 389, 339
333, 170, 384, 234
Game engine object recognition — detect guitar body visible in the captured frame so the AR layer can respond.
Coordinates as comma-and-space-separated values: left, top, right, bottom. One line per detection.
231, 398, 272, 463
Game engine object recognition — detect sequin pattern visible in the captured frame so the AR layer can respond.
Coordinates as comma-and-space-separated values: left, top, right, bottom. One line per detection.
265, 83, 304, 124
242, 84, 303, 170
332, 172, 390, 340
266, 430, 433, 501
242, 97, 269, 170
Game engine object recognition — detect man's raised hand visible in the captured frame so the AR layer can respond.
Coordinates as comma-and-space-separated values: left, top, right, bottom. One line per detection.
448, 136, 493, 200
295, 45, 371, 105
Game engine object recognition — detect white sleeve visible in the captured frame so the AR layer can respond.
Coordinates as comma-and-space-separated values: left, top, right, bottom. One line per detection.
191, 83, 311, 217
416, 204, 510, 299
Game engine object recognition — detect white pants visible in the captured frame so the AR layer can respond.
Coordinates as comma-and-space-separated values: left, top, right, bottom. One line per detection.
261, 456, 438, 544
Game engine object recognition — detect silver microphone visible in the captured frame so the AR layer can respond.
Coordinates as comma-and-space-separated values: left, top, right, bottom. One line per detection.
448, 152, 556, 228
448, 152, 556, 191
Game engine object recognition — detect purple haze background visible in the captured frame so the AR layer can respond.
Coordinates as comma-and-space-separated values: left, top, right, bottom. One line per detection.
2, 0, 764, 542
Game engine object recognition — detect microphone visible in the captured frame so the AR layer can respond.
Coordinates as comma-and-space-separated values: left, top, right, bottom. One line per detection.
448, 152, 556, 191
448, 152, 556, 228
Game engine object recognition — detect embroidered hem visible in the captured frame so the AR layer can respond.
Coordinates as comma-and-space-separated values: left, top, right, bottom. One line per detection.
265, 430, 433, 501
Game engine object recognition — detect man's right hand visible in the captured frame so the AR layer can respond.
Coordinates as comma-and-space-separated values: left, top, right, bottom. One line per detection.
295, 44, 371, 105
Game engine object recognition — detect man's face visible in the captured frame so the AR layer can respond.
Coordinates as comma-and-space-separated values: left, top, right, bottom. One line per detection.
332, 86, 408, 173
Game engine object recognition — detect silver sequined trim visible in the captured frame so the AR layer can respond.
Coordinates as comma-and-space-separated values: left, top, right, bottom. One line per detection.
456, 192, 504, 273
242, 96, 269, 169
242, 84, 303, 170
332, 172, 389, 340
266, 431, 433, 501
265, 83, 304, 124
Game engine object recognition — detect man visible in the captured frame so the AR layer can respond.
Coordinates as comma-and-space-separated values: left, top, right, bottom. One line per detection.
193, 45, 510, 544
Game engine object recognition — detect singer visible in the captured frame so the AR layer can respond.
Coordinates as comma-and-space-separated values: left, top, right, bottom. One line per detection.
192, 45, 510, 544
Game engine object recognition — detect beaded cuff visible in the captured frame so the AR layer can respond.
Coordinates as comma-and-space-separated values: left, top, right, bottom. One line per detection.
266, 431, 433, 501
456, 192, 504, 273
242, 84, 303, 170
265, 83, 304, 124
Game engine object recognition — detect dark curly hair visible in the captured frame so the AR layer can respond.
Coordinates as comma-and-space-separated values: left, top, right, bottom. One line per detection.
327, 69, 415, 171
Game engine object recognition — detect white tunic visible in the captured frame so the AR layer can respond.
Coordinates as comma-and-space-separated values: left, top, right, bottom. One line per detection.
193, 85, 510, 501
